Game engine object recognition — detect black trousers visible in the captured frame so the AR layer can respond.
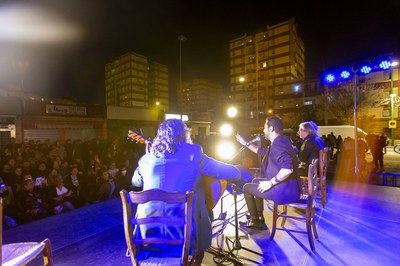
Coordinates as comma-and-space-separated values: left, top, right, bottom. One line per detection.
243, 178, 301, 218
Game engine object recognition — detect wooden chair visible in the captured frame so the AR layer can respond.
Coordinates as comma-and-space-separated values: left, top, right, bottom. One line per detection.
269, 160, 319, 251
120, 189, 194, 266
1, 198, 53, 266
318, 147, 330, 208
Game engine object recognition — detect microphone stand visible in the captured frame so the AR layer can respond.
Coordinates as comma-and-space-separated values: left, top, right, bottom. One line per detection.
208, 139, 265, 264
218, 184, 264, 265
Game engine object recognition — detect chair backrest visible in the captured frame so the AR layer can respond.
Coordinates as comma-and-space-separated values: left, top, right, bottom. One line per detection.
306, 159, 318, 201
120, 189, 193, 266
319, 147, 329, 181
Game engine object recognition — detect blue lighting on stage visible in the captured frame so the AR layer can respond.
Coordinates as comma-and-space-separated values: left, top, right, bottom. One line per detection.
379, 60, 391, 70
340, 70, 351, 79
360, 65, 372, 74
325, 74, 335, 82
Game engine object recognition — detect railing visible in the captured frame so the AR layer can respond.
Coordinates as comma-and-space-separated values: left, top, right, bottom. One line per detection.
367, 172, 400, 187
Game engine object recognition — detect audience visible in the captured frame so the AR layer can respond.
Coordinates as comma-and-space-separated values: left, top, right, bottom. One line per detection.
0, 136, 144, 226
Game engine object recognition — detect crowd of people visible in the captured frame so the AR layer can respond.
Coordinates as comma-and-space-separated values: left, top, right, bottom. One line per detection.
1, 136, 145, 228
321, 131, 389, 179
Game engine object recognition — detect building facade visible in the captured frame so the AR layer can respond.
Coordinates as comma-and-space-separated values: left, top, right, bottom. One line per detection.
148, 62, 169, 111
229, 18, 305, 125
178, 78, 224, 115
105, 52, 169, 110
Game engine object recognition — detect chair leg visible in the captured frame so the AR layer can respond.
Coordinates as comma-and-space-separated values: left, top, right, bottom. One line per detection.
305, 208, 315, 251
269, 204, 278, 240
318, 180, 327, 208
280, 205, 287, 227
42, 238, 53, 266
311, 207, 319, 240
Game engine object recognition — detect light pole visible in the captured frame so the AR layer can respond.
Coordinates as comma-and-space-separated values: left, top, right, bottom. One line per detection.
352, 69, 359, 176
390, 61, 398, 145
178, 35, 187, 92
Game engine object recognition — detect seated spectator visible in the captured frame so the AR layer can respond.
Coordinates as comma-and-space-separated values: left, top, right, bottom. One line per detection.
64, 166, 83, 206
16, 174, 49, 223
34, 161, 48, 179
1, 163, 12, 187
47, 174, 75, 214
114, 167, 131, 195
0, 177, 18, 228
96, 168, 115, 201
47, 168, 59, 185
58, 161, 70, 178
107, 161, 119, 179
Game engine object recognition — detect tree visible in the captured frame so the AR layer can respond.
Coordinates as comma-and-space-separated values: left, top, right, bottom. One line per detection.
318, 79, 389, 129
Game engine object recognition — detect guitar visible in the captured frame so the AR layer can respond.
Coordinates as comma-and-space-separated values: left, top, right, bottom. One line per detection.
127, 129, 227, 211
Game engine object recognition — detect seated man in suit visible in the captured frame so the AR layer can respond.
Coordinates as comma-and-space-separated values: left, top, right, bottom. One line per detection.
236, 115, 301, 230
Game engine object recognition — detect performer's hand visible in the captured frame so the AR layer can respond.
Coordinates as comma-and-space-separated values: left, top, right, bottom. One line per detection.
236, 134, 247, 146
257, 180, 273, 193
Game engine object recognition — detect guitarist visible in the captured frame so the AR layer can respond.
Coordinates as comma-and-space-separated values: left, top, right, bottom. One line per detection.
131, 119, 241, 265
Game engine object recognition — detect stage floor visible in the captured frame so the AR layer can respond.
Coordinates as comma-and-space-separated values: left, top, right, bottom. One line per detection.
4, 180, 400, 265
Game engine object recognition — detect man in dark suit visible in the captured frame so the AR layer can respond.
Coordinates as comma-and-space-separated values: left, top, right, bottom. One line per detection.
236, 115, 301, 229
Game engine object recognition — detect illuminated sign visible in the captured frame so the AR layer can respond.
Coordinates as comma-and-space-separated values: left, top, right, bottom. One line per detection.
46, 105, 87, 116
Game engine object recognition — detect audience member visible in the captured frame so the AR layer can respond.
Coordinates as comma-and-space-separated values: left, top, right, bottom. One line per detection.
47, 174, 75, 214
64, 166, 83, 206
15, 174, 49, 223
96, 168, 115, 201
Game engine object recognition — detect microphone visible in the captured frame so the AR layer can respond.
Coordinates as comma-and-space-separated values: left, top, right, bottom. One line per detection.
247, 135, 263, 145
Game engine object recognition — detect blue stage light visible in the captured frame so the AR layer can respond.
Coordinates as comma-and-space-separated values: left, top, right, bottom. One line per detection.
340, 70, 351, 79
360, 65, 372, 74
379, 60, 391, 70
325, 74, 335, 82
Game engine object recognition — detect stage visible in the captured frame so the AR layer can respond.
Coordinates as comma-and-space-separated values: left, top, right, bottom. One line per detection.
4, 180, 400, 265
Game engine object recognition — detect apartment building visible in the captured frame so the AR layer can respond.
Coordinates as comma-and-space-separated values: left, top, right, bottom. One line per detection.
105, 52, 168, 110
177, 78, 224, 119
229, 18, 305, 124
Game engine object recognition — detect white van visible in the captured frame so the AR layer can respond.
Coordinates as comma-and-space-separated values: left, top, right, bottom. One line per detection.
318, 125, 367, 139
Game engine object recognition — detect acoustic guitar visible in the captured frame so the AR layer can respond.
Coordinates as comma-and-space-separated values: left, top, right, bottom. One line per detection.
127, 130, 227, 211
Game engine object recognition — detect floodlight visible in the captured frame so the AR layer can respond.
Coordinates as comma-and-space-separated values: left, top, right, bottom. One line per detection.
325, 74, 335, 82
360, 65, 372, 74
227, 106, 238, 118
340, 70, 351, 79
219, 123, 233, 137
378, 60, 391, 70
216, 141, 235, 160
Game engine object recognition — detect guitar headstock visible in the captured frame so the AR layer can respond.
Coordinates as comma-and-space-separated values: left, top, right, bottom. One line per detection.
127, 130, 148, 144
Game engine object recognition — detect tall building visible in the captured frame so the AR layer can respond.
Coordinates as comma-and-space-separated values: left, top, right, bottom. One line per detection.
177, 78, 224, 119
148, 62, 169, 111
105, 52, 168, 110
229, 18, 305, 124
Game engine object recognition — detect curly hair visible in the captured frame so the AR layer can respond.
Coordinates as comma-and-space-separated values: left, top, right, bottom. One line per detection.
151, 119, 192, 156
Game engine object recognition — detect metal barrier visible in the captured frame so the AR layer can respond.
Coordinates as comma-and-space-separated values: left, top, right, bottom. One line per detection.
367, 172, 400, 187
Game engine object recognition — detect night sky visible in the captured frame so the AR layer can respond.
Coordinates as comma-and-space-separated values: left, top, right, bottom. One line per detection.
0, 0, 399, 110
